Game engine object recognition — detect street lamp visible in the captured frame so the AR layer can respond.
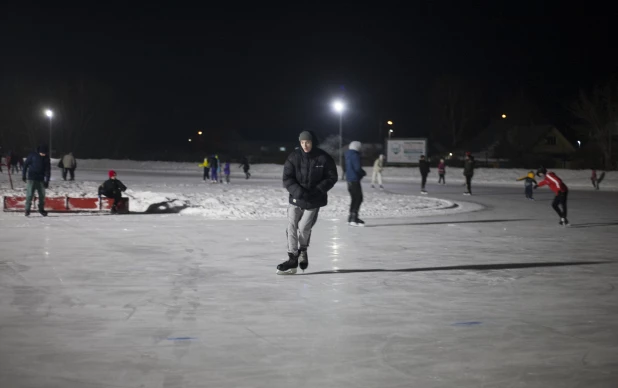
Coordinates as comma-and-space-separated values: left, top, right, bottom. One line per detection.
332, 100, 345, 171
388, 129, 394, 139
198, 131, 203, 135
387, 120, 393, 125
44, 109, 53, 158
188, 138, 192, 142
501, 114, 507, 119
577, 140, 581, 148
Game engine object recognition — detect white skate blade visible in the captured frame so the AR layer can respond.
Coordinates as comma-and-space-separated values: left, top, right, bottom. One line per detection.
276, 268, 297, 275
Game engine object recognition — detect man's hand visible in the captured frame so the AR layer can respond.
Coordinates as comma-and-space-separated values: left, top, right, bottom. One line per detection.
533, 185, 538, 189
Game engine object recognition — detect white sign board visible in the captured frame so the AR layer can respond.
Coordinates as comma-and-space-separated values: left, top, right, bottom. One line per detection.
386, 138, 427, 164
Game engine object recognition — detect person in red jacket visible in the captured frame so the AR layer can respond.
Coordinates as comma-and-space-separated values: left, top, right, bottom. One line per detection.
534, 166, 569, 225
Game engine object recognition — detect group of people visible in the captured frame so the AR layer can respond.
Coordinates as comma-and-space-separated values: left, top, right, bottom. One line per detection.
19, 145, 127, 216
200, 155, 251, 183
370, 152, 476, 195
0, 150, 25, 174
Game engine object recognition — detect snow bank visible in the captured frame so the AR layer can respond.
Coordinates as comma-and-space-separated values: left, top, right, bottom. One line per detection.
0, 178, 457, 219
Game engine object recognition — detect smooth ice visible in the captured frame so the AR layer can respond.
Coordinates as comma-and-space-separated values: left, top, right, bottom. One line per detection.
1, 172, 618, 388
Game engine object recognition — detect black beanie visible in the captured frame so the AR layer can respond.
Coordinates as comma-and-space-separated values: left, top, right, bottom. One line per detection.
299, 131, 313, 141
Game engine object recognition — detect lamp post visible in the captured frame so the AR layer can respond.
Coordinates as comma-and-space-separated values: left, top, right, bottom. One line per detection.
389, 129, 394, 139
45, 109, 53, 158
332, 100, 345, 170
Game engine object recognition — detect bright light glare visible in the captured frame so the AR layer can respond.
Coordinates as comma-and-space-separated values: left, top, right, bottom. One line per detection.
449, 152, 453, 156
501, 114, 507, 119
45, 109, 53, 118
188, 138, 192, 142
198, 131, 203, 135
332, 100, 345, 113
389, 129, 393, 133
387, 120, 393, 125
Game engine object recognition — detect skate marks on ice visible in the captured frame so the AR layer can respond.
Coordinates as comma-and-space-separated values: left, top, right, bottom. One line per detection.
301, 261, 609, 276
567, 221, 618, 229
364, 218, 531, 228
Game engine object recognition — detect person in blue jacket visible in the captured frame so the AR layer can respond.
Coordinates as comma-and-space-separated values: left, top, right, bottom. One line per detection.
345, 141, 366, 226
22, 145, 51, 217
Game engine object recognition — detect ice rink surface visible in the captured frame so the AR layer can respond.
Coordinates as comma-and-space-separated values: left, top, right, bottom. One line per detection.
1, 170, 617, 387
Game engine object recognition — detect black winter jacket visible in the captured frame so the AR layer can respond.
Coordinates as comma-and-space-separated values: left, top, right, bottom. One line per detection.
23, 152, 51, 182
419, 160, 430, 176
283, 147, 338, 209
98, 179, 127, 195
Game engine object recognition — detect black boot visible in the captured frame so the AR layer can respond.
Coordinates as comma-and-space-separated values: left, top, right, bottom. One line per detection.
39, 209, 48, 217
354, 214, 365, 227
348, 213, 355, 224
276, 252, 299, 275
298, 249, 309, 272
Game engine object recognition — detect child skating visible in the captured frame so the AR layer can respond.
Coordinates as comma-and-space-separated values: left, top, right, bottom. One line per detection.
516, 171, 537, 200
534, 166, 569, 226
437, 158, 446, 184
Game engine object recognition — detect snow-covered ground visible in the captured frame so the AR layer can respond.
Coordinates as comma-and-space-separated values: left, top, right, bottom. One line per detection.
2, 159, 614, 218
54, 158, 618, 189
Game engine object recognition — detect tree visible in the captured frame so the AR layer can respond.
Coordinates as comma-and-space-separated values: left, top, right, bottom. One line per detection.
570, 77, 618, 170
430, 75, 480, 147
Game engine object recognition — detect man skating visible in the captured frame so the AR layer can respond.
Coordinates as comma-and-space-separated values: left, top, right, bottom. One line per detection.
463, 152, 475, 195
346, 141, 366, 226
23, 145, 51, 217
535, 166, 569, 226
419, 155, 430, 194
277, 131, 338, 274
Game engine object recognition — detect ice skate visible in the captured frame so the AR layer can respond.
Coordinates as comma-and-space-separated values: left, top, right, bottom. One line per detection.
276, 253, 299, 275
39, 209, 48, 217
349, 213, 365, 227
298, 249, 309, 272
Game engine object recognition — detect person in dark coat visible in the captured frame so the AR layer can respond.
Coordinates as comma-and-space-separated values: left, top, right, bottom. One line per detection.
23, 145, 51, 216
98, 170, 128, 214
463, 152, 475, 195
419, 155, 430, 193
239, 156, 251, 179
209, 155, 219, 183
345, 141, 366, 226
276, 131, 338, 275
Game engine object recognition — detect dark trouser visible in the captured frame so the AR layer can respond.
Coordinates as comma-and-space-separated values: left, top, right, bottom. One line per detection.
203, 167, 210, 180
225, 174, 230, 183
25, 180, 46, 212
102, 190, 122, 208
465, 175, 472, 193
243, 168, 250, 179
421, 174, 428, 190
552, 191, 568, 218
347, 181, 363, 214
11, 164, 18, 174
438, 173, 445, 184
211, 168, 218, 181
525, 185, 533, 198
62, 168, 75, 180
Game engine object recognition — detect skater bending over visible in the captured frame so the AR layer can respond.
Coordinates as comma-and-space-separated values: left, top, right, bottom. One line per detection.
99, 170, 127, 214
277, 131, 338, 274
535, 166, 569, 225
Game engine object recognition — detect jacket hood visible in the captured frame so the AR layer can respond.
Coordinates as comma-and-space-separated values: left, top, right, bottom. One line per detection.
349, 141, 361, 152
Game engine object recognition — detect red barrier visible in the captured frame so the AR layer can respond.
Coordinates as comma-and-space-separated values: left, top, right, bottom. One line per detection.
3, 196, 129, 212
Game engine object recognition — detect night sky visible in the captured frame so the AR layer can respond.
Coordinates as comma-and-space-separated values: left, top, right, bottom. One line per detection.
1, 3, 615, 150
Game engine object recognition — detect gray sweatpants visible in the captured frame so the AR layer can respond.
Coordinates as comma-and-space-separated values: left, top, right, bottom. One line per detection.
287, 205, 320, 253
